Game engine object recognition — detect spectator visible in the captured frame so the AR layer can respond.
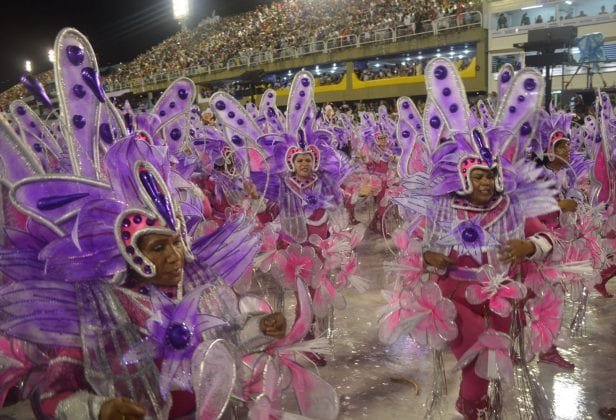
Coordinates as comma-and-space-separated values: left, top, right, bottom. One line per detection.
520, 12, 530, 25
599, 5, 608, 14
497, 13, 508, 29
535, 15, 543, 24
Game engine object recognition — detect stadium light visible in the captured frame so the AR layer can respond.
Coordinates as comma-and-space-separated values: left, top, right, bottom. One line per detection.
48, 49, 56, 63
521, 5, 543, 10
25, 60, 32, 73
172, 0, 189, 20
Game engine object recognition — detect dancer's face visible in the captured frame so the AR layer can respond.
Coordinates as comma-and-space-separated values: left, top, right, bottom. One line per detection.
293, 153, 314, 180
553, 139, 571, 164
468, 168, 496, 205
138, 232, 185, 286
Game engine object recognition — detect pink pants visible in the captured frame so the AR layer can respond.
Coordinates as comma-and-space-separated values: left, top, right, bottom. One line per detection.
438, 277, 511, 404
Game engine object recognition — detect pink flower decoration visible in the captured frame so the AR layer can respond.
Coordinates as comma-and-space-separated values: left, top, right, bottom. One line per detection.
466, 266, 527, 317
407, 281, 458, 350
377, 286, 416, 343
312, 272, 346, 318
524, 287, 564, 355
455, 329, 514, 386
336, 255, 370, 293
244, 280, 339, 420
254, 227, 281, 272
271, 244, 322, 290
523, 263, 562, 294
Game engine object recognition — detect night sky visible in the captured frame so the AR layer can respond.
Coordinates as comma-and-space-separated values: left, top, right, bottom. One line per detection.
0, 0, 272, 91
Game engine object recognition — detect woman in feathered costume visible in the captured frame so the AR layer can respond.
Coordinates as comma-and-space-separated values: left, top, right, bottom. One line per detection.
209, 72, 369, 365
0, 28, 291, 419
357, 105, 402, 234
387, 59, 560, 418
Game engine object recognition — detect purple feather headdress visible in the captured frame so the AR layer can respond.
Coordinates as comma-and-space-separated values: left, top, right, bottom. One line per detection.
210, 71, 351, 189
532, 108, 576, 161
420, 58, 544, 196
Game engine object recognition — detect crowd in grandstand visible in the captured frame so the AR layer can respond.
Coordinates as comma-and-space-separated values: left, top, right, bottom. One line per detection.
0, 0, 479, 108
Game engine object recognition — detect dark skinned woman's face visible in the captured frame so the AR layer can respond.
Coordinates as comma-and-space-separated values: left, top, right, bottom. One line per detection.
137, 232, 185, 286
553, 139, 571, 164
468, 168, 496, 206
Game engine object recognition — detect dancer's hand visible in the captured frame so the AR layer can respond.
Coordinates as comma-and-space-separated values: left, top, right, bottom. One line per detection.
423, 251, 454, 270
100, 397, 145, 420
260, 312, 287, 339
498, 240, 535, 263
559, 199, 578, 212
244, 181, 260, 199
358, 183, 374, 197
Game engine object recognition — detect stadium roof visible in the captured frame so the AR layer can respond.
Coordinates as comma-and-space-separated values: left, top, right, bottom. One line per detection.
0, 0, 272, 92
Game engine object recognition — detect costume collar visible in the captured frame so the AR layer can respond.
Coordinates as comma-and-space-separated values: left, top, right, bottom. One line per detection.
288, 173, 318, 190
452, 194, 503, 212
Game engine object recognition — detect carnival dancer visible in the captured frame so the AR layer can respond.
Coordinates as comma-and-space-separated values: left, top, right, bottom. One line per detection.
210, 72, 367, 363
587, 91, 616, 298
530, 106, 602, 366
358, 106, 402, 234
191, 123, 269, 227
381, 59, 560, 419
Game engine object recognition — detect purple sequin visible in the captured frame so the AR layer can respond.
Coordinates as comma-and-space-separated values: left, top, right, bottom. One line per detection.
72, 115, 86, 129
434, 65, 448, 80
449, 104, 458, 113
178, 89, 188, 100
509, 106, 516, 114
16, 106, 26, 115
301, 77, 310, 87
517, 95, 525, 103
73, 84, 86, 99
166, 323, 192, 350
231, 135, 243, 146
227, 111, 235, 118
122, 218, 131, 228
170, 128, 182, 141
430, 116, 441, 129
462, 227, 479, 243
500, 71, 511, 83
122, 231, 131, 240
33, 143, 43, 153
215, 100, 226, 110
81, 67, 105, 103
66, 45, 85, 66
99, 123, 113, 144
36, 192, 90, 210
523, 78, 536, 91
520, 122, 532, 136
294, 103, 301, 110
401, 130, 410, 138
443, 87, 451, 96
237, 118, 244, 125
402, 101, 410, 109
299, 90, 305, 97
